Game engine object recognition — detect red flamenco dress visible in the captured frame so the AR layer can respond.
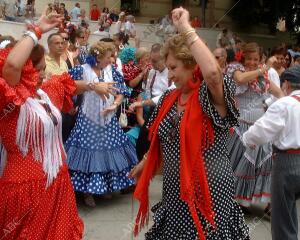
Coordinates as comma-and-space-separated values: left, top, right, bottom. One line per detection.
0, 49, 83, 240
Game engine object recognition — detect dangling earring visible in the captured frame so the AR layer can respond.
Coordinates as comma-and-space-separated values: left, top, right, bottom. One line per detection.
188, 77, 199, 89
119, 44, 124, 50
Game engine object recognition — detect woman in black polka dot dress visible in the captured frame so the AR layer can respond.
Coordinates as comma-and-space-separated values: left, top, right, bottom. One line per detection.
130, 8, 249, 240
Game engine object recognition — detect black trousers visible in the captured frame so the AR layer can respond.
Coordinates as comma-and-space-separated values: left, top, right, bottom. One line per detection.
271, 151, 300, 240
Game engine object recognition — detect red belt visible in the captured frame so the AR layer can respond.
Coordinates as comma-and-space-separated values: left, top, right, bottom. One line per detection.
273, 147, 300, 154
286, 149, 300, 154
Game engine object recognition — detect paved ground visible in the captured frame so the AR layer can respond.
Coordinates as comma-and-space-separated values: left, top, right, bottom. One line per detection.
78, 176, 299, 240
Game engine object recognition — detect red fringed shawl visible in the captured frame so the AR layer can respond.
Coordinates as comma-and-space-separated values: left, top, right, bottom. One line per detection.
133, 67, 216, 240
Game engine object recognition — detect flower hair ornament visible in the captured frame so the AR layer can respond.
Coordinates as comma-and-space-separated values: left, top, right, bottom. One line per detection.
86, 49, 100, 67
0, 40, 11, 49
235, 51, 243, 62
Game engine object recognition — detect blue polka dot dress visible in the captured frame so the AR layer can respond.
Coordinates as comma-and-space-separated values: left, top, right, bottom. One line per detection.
65, 64, 137, 195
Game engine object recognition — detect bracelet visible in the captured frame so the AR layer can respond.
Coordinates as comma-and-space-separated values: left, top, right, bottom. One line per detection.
181, 28, 196, 40
257, 68, 262, 76
187, 35, 199, 48
87, 81, 96, 91
23, 30, 38, 46
27, 24, 42, 40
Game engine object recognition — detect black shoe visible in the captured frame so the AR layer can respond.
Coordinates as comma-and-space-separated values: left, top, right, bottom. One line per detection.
240, 205, 251, 215
263, 206, 271, 221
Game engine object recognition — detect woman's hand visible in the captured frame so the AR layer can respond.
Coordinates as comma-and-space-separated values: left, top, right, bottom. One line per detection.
102, 104, 118, 116
266, 56, 277, 69
172, 7, 192, 34
37, 12, 64, 33
94, 82, 118, 101
128, 101, 143, 112
128, 159, 146, 182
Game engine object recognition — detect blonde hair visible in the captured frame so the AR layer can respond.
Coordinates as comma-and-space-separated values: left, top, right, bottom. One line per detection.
135, 47, 149, 62
119, 12, 126, 22
89, 41, 115, 59
162, 34, 196, 67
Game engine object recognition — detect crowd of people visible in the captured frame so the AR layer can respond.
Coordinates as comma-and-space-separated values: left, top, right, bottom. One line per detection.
1, 3, 300, 240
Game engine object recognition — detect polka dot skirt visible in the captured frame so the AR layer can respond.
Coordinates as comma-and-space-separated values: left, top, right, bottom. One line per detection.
65, 111, 138, 195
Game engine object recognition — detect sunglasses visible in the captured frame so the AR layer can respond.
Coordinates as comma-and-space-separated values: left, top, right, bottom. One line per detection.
63, 37, 69, 41
215, 56, 222, 59
42, 103, 58, 126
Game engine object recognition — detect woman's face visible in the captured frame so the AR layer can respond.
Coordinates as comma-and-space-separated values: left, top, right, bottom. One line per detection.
97, 51, 112, 69
34, 57, 46, 89
113, 36, 121, 49
244, 52, 260, 71
76, 31, 86, 46
166, 51, 193, 91
285, 54, 291, 68
138, 54, 150, 69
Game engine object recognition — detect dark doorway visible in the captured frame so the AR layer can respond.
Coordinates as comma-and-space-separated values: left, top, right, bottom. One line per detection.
121, 0, 140, 14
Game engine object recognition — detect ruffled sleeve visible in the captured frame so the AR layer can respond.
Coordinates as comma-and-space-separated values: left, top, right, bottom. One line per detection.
68, 65, 84, 80
41, 73, 77, 113
111, 66, 130, 97
225, 62, 248, 95
199, 74, 239, 129
0, 49, 38, 113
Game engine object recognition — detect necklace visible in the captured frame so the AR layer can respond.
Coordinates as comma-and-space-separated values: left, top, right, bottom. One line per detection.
178, 93, 192, 106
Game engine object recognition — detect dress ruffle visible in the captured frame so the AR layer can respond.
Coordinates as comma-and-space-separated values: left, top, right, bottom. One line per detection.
145, 201, 249, 240
70, 167, 135, 194
0, 49, 39, 112
228, 123, 272, 206
67, 140, 138, 173
200, 74, 239, 129
0, 165, 84, 240
42, 73, 77, 113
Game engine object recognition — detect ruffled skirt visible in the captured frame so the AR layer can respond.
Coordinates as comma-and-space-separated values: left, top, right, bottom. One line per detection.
145, 200, 249, 240
0, 165, 83, 240
228, 122, 272, 206
65, 113, 137, 194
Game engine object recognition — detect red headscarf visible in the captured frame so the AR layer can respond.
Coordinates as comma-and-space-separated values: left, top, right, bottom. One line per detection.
133, 66, 216, 239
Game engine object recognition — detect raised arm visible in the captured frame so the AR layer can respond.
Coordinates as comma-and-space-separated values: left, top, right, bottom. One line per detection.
172, 7, 226, 117
2, 13, 63, 86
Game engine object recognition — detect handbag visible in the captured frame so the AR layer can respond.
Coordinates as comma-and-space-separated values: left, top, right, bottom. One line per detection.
119, 101, 128, 128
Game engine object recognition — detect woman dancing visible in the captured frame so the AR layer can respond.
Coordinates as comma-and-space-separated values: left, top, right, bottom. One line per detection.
0, 13, 115, 239
131, 7, 249, 240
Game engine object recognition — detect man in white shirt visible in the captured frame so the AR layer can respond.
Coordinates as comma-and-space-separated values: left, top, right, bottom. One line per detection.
243, 65, 300, 240
129, 43, 174, 111
129, 43, 174, 161
70, 3, 81, 22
